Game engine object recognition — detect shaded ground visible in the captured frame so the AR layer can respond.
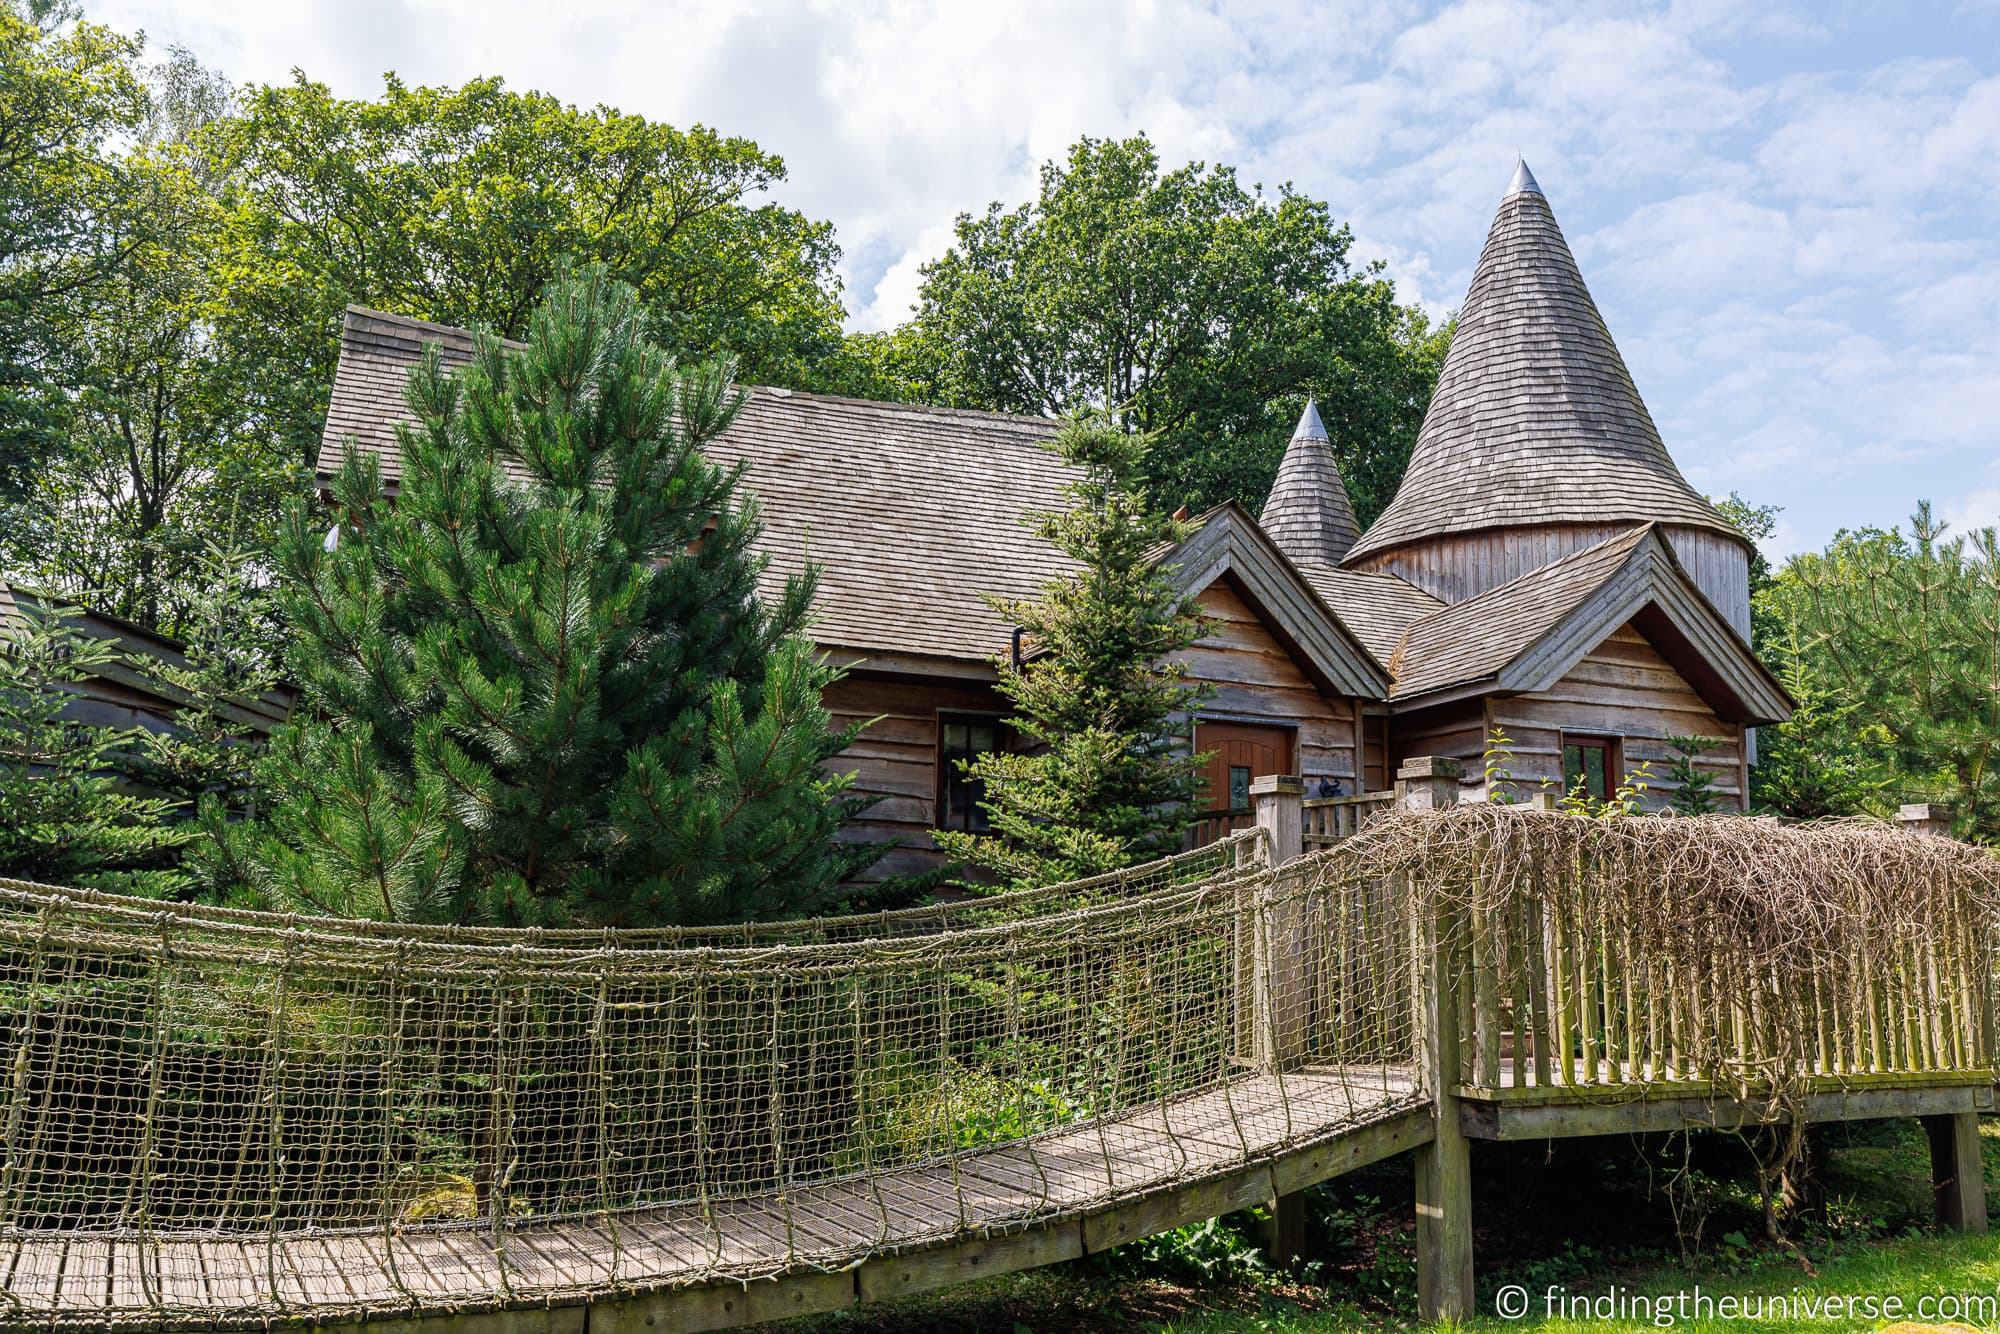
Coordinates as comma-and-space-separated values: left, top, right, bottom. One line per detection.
767, 1118, 2000, 1332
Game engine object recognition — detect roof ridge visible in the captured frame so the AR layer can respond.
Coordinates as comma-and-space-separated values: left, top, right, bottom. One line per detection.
340, 306, 1062, 433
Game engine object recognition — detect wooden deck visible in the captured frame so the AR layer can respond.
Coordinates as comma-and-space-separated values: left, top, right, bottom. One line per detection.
0, 1067, 1424, 1331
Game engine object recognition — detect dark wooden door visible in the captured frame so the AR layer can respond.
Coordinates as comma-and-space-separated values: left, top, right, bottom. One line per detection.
1191, 721, 1295, 845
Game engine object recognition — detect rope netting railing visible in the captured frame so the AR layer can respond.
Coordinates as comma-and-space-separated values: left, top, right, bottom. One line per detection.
0, 828, 1417, 1328
0, 829, 1266, 952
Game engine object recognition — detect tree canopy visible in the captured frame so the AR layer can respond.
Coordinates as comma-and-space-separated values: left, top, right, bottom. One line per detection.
1753, 503, 2000, 840
210, 72, 849, 474
844, 135, 1449, 522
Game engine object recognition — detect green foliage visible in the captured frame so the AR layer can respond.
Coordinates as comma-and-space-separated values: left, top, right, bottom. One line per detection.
1482, 726, 1522, 804
1756, 503, 2000, 838
0, 602, 190, 895
936, 419, 1213, 889
1560, 761, 1656, 818
1750, 603, 1891, 820
0, 1, 151, 498
219, 267, 875, 925
210, 72, 847, 472
873, 134, 1447, 521
131, 541, 284, 819
1661, 734, 1724, 815
3, 47, 299, 634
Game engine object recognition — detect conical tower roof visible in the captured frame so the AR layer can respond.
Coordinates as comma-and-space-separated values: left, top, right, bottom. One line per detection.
1261, 399, 1360, 565
1346, 163, 1740, 565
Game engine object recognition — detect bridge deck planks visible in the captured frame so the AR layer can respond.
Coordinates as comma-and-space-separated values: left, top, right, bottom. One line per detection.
0, 1070, 1422, 1327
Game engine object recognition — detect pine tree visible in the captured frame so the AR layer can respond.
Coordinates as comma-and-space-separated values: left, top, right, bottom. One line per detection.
0, 602, 190, 896
937, 419, 1213, 888
218, 266, 875, 925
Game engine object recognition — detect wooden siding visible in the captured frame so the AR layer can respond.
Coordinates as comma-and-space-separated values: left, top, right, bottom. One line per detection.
821, 674, 1006, 878
1395, 623, 1745, 811
1351, 524, 1751, 639
1177, 582, 1363, 791
0, 587, 294, 743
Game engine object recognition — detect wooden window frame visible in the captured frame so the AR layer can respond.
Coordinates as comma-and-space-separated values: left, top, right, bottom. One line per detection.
1559, 732, 1621, 803
935, 710, 1007, 833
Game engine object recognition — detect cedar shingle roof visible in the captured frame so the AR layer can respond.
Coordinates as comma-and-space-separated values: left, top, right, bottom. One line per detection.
1389, 526, 1654, 699
1346, 165, 1741, 565
1260, 400, 1360, 566
316, 307, 1079, 665
1294, 564, 1442, 667
1384, 524, 1790, 724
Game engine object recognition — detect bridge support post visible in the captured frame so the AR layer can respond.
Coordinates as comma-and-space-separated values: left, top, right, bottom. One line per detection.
1251, 775, 1308, 1267
1399, 758, 1474, 1322
1924, 1114, 1989, 1232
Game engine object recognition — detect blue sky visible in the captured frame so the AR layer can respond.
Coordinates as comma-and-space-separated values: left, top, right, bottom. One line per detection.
97, 0, 2000, 558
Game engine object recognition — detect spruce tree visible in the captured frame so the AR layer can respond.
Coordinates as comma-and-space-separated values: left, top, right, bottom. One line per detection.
221, 267, 874, 925
936, 420, 1213, 888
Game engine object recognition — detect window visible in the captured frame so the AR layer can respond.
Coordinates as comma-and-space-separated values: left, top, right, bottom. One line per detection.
938, 713, 1006, 833
1228, 765, 1252, 813
1561, 735, 1615, 802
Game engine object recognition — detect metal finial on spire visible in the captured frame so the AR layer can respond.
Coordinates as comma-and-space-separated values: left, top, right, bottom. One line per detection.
1293, 397, 1329, 442
1506, 158, 1542, 198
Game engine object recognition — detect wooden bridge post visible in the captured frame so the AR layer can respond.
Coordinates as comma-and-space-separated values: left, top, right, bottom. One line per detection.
1923, 1112, 1989, 1233
1251, 775, 1308, 1267
1898, 802, 1954, 838
1900, 803, 1988, 1233
1398, 757, 1474, 1322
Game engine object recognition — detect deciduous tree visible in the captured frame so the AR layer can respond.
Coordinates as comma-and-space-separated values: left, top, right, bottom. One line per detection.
874, 135, 1448, 521
209, 74, 848, 473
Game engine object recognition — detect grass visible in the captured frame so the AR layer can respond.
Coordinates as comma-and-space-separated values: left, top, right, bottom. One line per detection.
772, 1118, 2000, 1333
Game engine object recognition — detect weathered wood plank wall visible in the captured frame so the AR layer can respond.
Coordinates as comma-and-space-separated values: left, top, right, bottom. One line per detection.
1176, 583, 1363, 792
1391, 623, 1746, 810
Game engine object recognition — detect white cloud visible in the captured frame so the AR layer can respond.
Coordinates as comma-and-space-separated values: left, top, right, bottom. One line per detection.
86, 0, 2000, 551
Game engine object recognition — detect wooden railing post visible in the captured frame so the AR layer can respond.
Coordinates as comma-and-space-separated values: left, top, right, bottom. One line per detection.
1898, 802, 1954, 838
1250, 775, 1308, 1267
1398, 757, 1474, 1321
1900, 802, 1990, 1232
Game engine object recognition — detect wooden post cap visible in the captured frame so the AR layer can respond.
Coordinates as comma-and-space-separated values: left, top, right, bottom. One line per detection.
1249, 775, 1305, 797
1396, 756, 1464, 782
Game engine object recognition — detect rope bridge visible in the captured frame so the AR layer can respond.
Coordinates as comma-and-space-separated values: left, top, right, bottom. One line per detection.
0, 829, 1420, 1328
0, 805, 1994, 1329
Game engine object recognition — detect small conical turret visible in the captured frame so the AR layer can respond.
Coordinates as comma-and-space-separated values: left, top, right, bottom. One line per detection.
1260, 399, 1360, 566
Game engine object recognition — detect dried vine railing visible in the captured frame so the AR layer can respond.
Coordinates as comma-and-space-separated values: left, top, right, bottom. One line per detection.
1344, 807, 2000, 1097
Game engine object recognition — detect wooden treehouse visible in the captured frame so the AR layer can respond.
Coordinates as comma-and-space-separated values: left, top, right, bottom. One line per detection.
319, 161, 1790, 870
